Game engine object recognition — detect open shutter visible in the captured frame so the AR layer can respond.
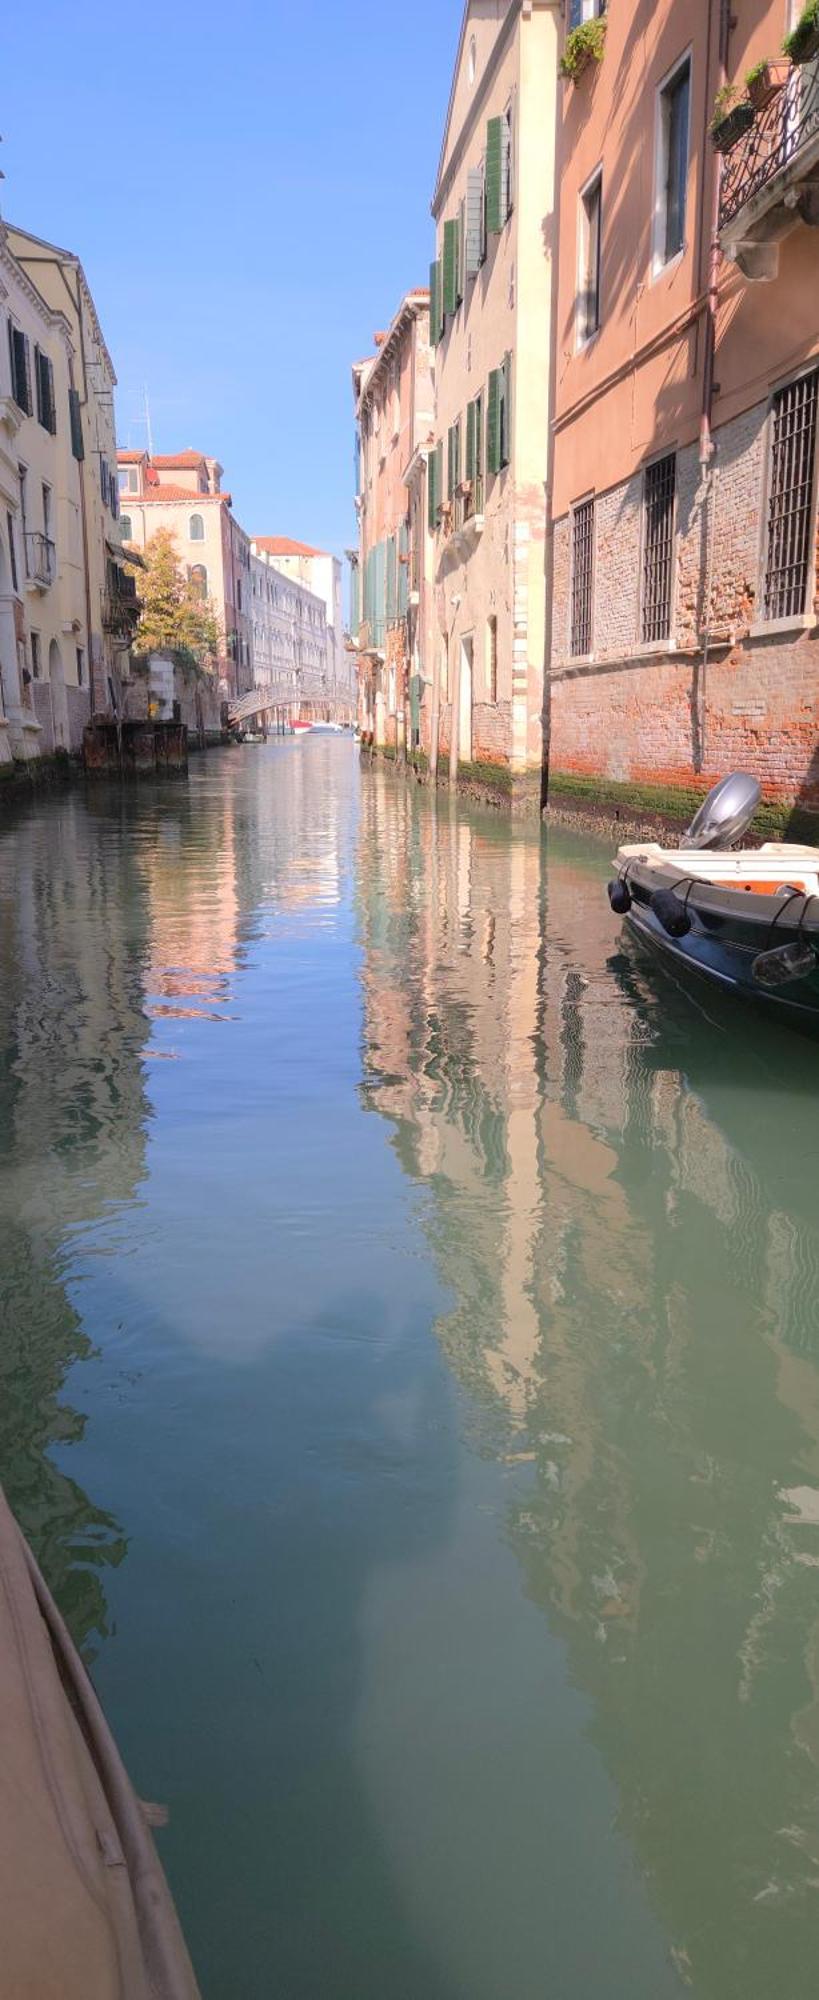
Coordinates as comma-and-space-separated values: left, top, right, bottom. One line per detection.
34, 346, 44, 427
487, 369, 501, 475
485, 118, 503, 234
68, 387, 85, 460
465, 168, 484, 278
501, 351, 512, 467
443, 219, 458, 318
398, 520, 409, 615
429, 259, 442, 346
465, 401, 476, 482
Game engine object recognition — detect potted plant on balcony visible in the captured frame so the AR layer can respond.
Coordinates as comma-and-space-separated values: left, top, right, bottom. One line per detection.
711, 84, 756, 153
745, 58, 789, 110
784, 1, 819, 65
560, 16, 607, 83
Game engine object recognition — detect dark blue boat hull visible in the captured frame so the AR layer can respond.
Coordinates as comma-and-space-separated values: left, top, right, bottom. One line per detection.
625, 901, 819, 1033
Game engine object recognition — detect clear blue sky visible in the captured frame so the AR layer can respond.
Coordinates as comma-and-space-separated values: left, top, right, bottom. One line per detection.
3, 0, 459, 562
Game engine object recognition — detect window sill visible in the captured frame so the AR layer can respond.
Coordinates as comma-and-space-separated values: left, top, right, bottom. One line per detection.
748, 613, 816, 639
650, 245, 685, 286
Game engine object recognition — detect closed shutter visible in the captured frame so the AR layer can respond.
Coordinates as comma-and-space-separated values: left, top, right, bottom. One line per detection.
9, 326, 32, 414
386, 535, 397, 621
485, 117, 503, 234
429, 259, 442, 346
465, 168, 484, 278
34, 346, 44, 427
501, 352, 512, 467
487, 369, 501, 474
68, 387, 85, 460
427, 447, 438, 533
465, 400, 476, 482
443, 218, 459, 318
398, 520, 409, 615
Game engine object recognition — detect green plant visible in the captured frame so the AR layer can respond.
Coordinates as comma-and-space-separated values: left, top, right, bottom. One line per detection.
745, 60, 768, 87
710, 82, 737, 131
559, 17, 607, 82
784, 1, 819, 60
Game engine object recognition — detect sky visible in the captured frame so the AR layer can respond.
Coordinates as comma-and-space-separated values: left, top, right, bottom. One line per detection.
3, 0, 461, 564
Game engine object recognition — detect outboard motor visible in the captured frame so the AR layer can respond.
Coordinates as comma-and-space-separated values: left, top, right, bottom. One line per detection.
684, 772, 761, 851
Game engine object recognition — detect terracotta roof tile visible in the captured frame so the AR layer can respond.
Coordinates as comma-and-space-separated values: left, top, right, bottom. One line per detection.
136, 485, 231, 504
117, 449, 145, 463
151, 451, 208, 469
253, 535, 328, 558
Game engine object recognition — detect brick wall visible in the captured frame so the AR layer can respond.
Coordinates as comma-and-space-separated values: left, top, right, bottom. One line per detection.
550, 395, 819, 809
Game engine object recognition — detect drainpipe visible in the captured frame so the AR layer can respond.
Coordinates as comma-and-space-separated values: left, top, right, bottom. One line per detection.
696, 0, 733, 771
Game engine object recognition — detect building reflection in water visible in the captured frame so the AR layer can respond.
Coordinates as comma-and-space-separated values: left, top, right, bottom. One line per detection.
357, 768, 819, 1998
0, 794, 152, 1655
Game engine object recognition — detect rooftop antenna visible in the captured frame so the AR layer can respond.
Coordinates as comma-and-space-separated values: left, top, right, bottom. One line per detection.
144, 385, 154, 457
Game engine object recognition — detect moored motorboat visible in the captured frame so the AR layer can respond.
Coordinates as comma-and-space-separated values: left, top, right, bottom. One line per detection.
606, 774, 819, 1031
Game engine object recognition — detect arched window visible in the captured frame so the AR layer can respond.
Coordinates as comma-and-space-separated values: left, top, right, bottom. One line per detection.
189, 563, 208, 602
120, 514, 132, 540
189, 513, 204, 541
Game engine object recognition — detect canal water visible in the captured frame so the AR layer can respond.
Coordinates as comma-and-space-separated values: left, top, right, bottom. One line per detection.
1, 742, 818, 1998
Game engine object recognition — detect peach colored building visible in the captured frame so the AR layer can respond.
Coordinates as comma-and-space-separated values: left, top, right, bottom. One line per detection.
350, 290, 434, 753
117, 449, 253, 699
549, 0, 819, 821
427, 0, 561, 808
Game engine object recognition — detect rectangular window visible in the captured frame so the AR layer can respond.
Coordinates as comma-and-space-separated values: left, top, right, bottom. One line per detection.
569, 0, 607, 25
8, 323, 32, 415
763, 370, 819, 621
42, 483, 52, 541
7, 511, 18, 594
487, 355, 511, 475
465, 166, 485, 278
641, 453, 676, 644
577, 171, 602, 345
656, 58, 691, 267
68, 388, 84, 462
76, 646, 85, 687
34, 347, 56, 434
30, 631, 41, 680
447, 418, 461, 502
570, 498, 595, 657
465, 393, 484, 514
485, 108, 512, 234
487, 614, 498, 702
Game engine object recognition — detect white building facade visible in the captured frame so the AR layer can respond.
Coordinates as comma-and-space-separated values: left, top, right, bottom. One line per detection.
249, 544, 327, 691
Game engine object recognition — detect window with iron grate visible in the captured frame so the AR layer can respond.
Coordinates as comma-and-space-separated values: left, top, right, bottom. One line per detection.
570, 498, 595, 657
763, 370, 819, 621
641, 453, 676, 644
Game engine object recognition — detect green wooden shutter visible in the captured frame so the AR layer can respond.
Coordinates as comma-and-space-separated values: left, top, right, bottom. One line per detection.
485, 117, 503, 234
443, 218, 458, 317
487, 369, 501, 474
429, 259, 441, 347
465, 401, 476, 482
501, 351, 512, 467
398, 520, 409, 615
68, 387, 85, 460
427, 447, 438, 533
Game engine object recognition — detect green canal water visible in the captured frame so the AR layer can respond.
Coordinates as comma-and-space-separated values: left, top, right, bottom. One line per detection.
1, 741, 819, 1998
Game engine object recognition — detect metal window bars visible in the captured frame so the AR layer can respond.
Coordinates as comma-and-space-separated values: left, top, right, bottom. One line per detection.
763, 369, 819, 622
570, 499, 594, 657
641, 453, 676, 645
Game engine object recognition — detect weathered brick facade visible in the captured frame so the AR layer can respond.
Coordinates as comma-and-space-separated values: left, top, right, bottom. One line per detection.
550, 396, 819, 812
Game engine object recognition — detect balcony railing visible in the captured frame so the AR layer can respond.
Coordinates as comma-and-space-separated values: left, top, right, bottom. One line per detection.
103, 564, 141, 637
25, 532, 56, 588
720, 60, 819, 231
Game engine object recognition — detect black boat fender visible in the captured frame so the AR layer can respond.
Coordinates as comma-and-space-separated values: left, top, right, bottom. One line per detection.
607, 877, 632, 914
650, 887, 693, 938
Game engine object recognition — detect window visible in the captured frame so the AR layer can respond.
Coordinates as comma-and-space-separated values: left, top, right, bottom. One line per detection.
236, 577, 242, 611
8, 323, 32, 414
487, 614, 498, 702
641, 453, 676, 644
189, 513, 205, 540
577, 171, 602, 345
76, 646, 84, 687
465, 392, 484, 513
42, 484, 52, 543
763, 370, 819, 621
468, 32, 477, 83
30, 632, 41, 680
189, 563, 208, 602
34, 348, 56, 434
120, 514, 132, 540
655, 58, 691, 268
570, 498, 595, 657
447, 418, 461, 502
487, 355, 511, 474
119, 466, 139, 495
569, 0, 607, 24
7, 512, 18, 594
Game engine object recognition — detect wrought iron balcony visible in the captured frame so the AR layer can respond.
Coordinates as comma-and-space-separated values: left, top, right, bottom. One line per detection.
720, 61, 819, 279
25, 532, 56, 589
103, 563, 141, 637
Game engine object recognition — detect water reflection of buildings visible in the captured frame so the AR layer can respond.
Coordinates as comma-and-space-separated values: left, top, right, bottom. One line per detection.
0, 794, 152, 1654
357, 769, 819, 2000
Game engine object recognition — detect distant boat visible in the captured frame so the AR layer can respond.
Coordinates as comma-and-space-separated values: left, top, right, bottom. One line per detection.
310, 721, 344, 734
291, 719, 312, 735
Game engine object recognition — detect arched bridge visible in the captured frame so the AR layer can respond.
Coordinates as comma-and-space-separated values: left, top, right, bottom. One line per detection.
229, 673, 355, 729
